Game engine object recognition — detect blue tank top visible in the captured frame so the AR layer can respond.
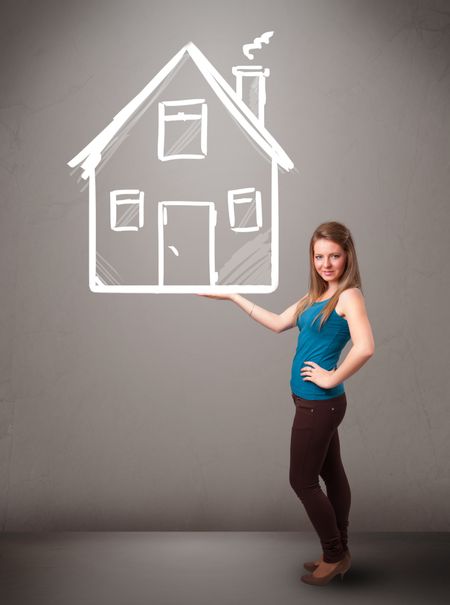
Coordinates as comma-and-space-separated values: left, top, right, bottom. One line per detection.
290, 297, 351, 400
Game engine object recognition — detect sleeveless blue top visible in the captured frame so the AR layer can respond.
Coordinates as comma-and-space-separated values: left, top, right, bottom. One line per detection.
290, 297, 351, 400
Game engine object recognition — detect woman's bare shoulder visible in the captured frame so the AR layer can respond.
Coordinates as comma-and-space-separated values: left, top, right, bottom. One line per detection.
340, 287, 363, 300
338, 288, 366, 312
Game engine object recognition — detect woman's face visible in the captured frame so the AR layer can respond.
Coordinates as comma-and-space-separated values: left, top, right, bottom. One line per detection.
313, 239, 347, 285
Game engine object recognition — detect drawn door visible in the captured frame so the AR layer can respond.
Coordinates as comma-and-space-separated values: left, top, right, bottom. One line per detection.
158, 202, 218, 287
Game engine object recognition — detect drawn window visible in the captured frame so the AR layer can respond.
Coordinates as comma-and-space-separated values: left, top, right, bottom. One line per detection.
158, 99, 207, 161
110, 189, 144, 231
227, 188, 262, 232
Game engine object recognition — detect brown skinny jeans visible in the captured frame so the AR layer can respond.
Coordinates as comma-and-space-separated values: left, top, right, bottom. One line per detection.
289, 392, 351, 563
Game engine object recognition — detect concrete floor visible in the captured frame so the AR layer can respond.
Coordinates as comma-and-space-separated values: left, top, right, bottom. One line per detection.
0, 532, 449, 605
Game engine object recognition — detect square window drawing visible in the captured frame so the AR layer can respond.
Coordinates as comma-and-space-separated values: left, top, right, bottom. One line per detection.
158, 99, 207, 161
110, 189, 144, 231
228, 188, 262, 232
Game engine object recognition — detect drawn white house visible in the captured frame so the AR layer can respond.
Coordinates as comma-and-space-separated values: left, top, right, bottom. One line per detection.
67, 41, 294, 293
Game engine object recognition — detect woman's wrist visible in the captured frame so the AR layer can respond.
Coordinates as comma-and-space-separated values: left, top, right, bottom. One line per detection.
231, 294, 254, 315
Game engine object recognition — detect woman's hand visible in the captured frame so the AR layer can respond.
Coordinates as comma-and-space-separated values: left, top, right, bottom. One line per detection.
300, 361, 337, 389
195, 293, 234, 300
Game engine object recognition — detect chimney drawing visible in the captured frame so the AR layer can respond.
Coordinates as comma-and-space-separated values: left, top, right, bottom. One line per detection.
233, 32, 273, 125
232, 65, 270, 125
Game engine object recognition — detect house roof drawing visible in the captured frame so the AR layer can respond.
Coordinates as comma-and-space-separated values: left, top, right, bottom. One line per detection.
67, 41, 295, 177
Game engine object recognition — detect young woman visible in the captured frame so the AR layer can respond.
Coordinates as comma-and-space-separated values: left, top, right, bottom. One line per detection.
197, 221, 375, 586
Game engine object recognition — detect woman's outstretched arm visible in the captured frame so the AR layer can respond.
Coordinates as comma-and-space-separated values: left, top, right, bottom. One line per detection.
196, 293, 306, 334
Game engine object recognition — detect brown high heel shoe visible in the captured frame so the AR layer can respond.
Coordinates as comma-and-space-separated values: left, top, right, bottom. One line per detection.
303, 554, 323, 572
303, 549, 351, 572
301, 554, 351, 586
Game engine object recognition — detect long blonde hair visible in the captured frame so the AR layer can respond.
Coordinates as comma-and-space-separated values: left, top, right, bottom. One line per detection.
294, 221, 363, 330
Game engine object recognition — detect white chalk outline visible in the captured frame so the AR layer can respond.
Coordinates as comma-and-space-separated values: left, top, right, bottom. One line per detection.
243, 31, 274, 60
228, 188, 262, 232
158, 201, 217, 286
110, 189, 144, 231
67, 42, 293, 173
232, 66, 269, 123
158, 99, 207, 160
67, 41, 294, 294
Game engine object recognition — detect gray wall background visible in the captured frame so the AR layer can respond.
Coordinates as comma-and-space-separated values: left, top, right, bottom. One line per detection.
1, 0, 449, 530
